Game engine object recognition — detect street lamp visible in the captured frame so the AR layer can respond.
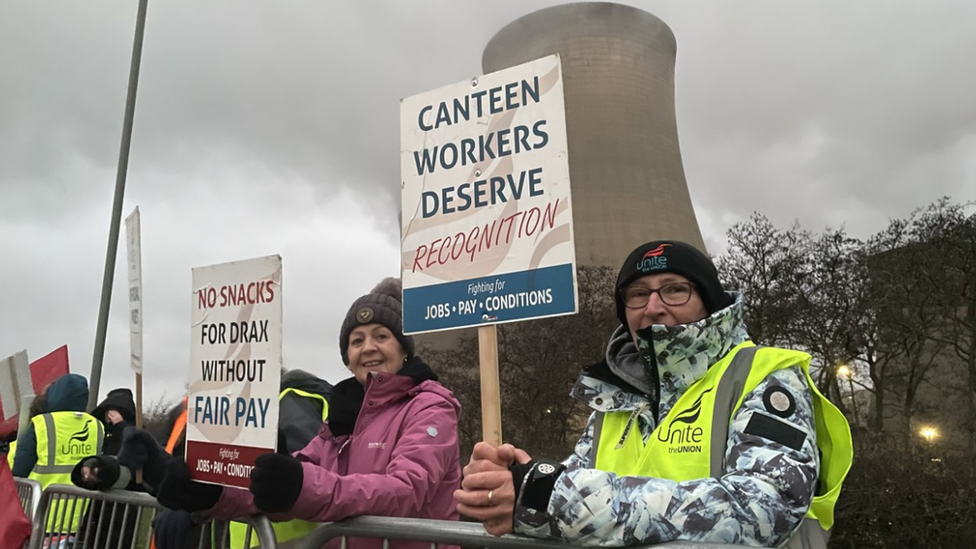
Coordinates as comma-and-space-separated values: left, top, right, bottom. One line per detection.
919, 426, 939, 442
836, 364, 857, 424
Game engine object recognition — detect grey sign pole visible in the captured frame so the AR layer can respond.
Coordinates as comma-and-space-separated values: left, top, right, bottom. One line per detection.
89, 0, 150, 410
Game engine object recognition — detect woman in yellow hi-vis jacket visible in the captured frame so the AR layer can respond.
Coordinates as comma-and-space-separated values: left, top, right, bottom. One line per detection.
12, 374, 104, 535
457, 241, 853, 549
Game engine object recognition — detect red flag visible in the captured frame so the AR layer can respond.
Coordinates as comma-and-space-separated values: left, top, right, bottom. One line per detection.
0, 346, 70, 438
30, 346, 70, 394
0, 455, 31, 548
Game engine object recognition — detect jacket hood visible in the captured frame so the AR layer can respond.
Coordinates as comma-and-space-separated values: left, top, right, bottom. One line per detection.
279, 370, 332, 453
281, 369, 333, 399
44, 374, 89, 413
92, 388, 136, 423
605, 325, 653, 396
598, 291, 749, 418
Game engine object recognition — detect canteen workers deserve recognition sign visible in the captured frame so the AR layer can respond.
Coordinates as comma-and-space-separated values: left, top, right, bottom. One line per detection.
400, 54, 577, 334
185, 255, 282, 488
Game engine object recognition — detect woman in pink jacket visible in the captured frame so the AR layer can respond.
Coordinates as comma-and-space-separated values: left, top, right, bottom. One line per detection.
157, 278, 462, 547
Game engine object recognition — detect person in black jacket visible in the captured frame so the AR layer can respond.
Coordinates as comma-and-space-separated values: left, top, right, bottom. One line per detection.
92, 388, 136, 455
81, 388, 140, 549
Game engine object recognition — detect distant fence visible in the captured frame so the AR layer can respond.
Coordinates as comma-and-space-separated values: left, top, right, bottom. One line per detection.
20, 484, 275, 549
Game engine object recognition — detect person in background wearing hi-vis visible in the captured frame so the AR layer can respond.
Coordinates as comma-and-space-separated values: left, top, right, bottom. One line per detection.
7, 388, 52, 471
4, 431, 16, 470
456, 241, 853, 549
12, 374, 105, 538
226, 369, 333, 549
156, 278, 463, 549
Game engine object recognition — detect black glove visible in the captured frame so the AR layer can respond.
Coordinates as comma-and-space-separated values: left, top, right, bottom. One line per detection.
71, 455, 124, 491
118, 427, 162, 469
152, 509, 195, 549
118, 427, 172, 490
156, 458, 223, 513
249, 453, 304, 513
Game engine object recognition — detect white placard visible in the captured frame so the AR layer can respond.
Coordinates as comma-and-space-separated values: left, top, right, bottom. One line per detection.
400, 54, 577, 334
184, 255, 282, 488
0, 350, 30, 420
125, 207, 143, 374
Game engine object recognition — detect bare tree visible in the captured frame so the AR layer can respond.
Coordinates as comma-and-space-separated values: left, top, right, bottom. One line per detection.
719, 213, 809, 348
435, 265, 618, 460
903, 199, 976, 449
790, 228, 867, 405
719, 217, 872, 423
867, 202, 960, 448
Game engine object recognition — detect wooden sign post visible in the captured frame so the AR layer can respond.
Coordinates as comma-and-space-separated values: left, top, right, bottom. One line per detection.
478, 325, 503, 445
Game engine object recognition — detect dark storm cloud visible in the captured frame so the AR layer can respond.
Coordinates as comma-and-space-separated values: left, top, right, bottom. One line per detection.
664, 1, 976, 248
1, 1, 973, 402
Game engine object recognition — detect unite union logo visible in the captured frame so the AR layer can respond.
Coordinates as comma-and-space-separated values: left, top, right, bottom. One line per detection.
636, 243, 672, 272
657, 388, 709, 454
61, 419, 94, 455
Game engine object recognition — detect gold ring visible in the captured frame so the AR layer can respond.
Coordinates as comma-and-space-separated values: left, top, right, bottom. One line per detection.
487, 489, 494, 506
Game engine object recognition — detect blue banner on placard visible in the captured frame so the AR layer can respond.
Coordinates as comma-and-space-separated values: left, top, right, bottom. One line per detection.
403, 263, 576, 333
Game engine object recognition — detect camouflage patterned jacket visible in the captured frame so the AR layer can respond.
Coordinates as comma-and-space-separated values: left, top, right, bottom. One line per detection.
513, 293, 820, 547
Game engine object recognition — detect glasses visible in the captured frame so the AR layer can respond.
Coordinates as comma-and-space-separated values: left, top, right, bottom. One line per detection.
622, 282, 696, 308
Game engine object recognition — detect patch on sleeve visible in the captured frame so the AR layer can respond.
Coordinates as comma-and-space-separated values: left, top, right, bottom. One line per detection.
762, 386, 796, 418
744, 412, 807, 450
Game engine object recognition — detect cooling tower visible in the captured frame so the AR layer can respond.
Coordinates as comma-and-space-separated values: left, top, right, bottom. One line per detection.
483, 2, 706, 263
414, 3, 704, 353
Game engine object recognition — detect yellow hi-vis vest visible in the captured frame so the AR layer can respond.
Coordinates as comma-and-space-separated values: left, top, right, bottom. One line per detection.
229, 387, 330, 549
6, 440, 15, 469
30, 411, 104, 533
593, 343, 853, 549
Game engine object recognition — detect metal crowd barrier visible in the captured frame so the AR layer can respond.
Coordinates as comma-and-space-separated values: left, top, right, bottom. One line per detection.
23, 486, 741, 549
26, 484, 277, 549
295, 516, 741, 549
15, 477, 43, 521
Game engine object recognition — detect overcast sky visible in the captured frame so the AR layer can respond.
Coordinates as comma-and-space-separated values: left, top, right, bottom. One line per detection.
2, 1, 974, 408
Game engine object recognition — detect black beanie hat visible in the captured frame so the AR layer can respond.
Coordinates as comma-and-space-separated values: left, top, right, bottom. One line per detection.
614, 240, 731, 326
339, 277, 415, 365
